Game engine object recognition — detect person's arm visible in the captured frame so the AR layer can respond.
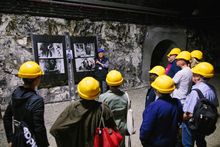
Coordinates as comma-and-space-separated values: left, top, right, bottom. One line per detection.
183, 112, 193, 121
183, 90, 198, 121
172, 71, 182, 84
32, 97, 49, 147
96, 59, 109, 69
140, 104, 157, 144
3, 102, 13, 144
102, 60, 109, 68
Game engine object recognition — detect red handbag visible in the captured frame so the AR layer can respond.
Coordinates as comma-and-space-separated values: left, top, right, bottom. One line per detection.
94, 104, 123, 147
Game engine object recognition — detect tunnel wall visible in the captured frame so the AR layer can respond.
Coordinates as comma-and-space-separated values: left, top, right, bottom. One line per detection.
0, 14, 147, 103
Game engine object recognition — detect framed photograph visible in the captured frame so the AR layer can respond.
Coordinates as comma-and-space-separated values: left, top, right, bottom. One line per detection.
73, 43, 95, 58
39, 59, 65, 74
32, 35, 68, 88
38, 43, 64, 58
75, 57, 95, 72
71, 36, 97, 83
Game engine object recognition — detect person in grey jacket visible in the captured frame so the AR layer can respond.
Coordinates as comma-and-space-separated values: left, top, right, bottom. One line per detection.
99, 70, 128, 147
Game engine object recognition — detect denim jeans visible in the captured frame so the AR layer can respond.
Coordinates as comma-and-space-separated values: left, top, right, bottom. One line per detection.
99, 80, 108, 93
182, 122, 207, 147
182, 122, 193, 147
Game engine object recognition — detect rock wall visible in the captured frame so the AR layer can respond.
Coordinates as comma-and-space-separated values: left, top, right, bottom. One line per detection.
0, 14, 147, 104
186, 28, 220, 72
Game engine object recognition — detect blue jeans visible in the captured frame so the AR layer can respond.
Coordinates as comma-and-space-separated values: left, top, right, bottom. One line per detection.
99, 80, 108, 93
182, 122, 193, 147
182, 122, 207, 147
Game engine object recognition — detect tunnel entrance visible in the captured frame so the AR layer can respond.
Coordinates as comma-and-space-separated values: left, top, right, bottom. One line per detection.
150, 40, 176, 68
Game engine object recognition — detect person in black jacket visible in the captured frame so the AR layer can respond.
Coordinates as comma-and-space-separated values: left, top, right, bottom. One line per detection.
94, 48, 109, 93
3, 61, 49, 147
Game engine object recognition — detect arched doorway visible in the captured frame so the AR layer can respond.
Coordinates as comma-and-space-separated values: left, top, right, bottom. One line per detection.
150, 40, 176, 68
141, 26, 186, 84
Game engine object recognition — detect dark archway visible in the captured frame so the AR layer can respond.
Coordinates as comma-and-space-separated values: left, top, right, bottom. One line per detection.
150, 40, 176, 68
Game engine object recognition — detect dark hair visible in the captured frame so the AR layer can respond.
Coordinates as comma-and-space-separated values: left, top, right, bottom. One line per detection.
22, 78, 37, 86
110, 86, 124, 96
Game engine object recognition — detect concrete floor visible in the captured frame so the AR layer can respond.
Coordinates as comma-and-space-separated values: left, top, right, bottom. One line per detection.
1, 75, 220, 147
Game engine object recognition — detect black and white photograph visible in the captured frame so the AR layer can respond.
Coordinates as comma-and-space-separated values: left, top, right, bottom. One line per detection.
39, 59, 65, 74
74, 43, 86, 58
38, 43, 63, 58
85, 43, 95, 56
75, 57, 95, 72
74, 43, 95, 57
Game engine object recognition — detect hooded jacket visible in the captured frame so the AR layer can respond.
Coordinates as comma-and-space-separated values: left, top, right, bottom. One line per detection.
50, 99, 116, 147
3, 86, 49, 147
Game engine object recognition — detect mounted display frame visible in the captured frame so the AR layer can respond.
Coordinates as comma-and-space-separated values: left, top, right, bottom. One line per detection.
71, 36, 98, 84
32, 34, 68, 88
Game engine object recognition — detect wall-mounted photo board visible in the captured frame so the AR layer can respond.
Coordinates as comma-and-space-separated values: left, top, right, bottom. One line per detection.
71, 36, 97, 84
32, 35, 68, 88
32, 35, 98, 88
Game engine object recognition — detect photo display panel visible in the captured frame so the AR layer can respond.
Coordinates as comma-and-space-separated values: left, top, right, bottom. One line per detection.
71, 36, 97, 83
32, 35, 68, 88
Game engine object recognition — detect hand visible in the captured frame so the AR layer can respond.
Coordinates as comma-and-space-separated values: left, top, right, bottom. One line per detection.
96, 61, 103, 66
183, 112, 192, 121
8, 142, 12, 147
96, 60, 100, 64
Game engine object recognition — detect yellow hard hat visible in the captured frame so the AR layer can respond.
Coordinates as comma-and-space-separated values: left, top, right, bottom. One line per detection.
167, 48, 181, 57
106, 70, 123, 86
151, 75, 175, 94
149, 66, 165, 76
77, 77, 100, 100
191, 50, 203, 60
17, 61, 44, 79
192, 62, 214, 78
176, 51, 191, 61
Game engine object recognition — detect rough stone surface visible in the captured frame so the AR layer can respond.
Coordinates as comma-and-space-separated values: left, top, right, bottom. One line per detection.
0, 14, 147, 104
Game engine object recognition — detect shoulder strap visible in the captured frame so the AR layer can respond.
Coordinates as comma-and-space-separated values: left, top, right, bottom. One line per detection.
98, 103, 105, 128
125, 92, 131, 109
205, 83, 217, 95
193, 89, 205, 100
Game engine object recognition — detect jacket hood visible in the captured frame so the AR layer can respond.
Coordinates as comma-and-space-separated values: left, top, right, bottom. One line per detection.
11, 86, 37, 108
12, 86, 36, 100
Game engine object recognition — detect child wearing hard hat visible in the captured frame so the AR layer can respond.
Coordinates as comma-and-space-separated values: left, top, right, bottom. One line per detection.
182, 62, 219, 147
145, 65, 165, 108
3, 61, 49, 147
166, 48, 181, 78
140, 75, 183, 147
190, 50, 203, 68
50, 77, 117, 147
99, 70, 127, 147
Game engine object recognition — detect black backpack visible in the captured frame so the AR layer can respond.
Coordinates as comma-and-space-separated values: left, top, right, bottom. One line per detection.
188, 88, 218, 136
11, 99, 38, 147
